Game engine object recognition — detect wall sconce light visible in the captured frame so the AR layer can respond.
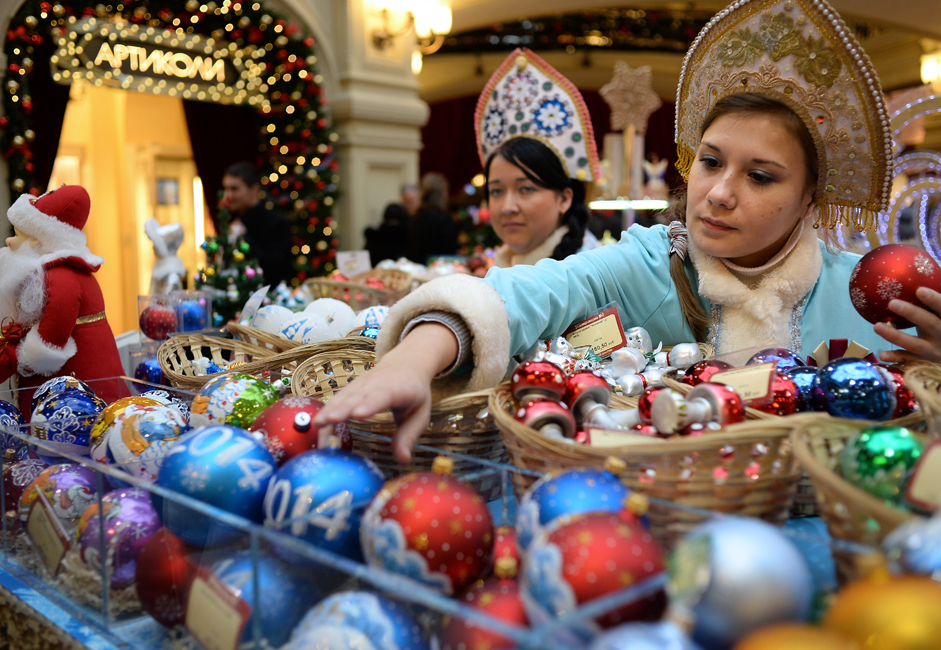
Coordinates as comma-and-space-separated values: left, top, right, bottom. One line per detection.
922, 50, 941, 87
372, 0, 452, 56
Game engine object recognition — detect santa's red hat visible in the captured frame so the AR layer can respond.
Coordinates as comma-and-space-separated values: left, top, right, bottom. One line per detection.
7, 185, 91, 252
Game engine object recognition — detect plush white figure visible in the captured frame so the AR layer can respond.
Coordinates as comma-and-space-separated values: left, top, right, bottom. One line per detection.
251, 305, 295, 335
144, 218, 186, 294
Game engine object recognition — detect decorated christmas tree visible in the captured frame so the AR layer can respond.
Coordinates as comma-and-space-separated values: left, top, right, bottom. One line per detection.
194, 195, 265, 326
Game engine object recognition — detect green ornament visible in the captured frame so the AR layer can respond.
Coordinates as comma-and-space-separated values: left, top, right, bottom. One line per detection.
208, 242, 219, 253
192, 373, 279, 428
239, 241, 251, 253
840, 426, 924, 505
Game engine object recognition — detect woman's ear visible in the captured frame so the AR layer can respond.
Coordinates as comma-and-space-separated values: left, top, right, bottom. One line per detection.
558, 187, 574, 217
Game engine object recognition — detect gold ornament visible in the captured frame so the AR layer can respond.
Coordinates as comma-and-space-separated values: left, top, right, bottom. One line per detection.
824, 575, 941, 650
12, 179, 25, 191
206, 267, 216, 277
24, 130, 35, 141
24, 16, 38, 28
12, 135, 24, 146
732, 623, 857, 650
233, 251, 245, 262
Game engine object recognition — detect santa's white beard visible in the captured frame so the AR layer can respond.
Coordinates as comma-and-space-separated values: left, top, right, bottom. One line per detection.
0, 242, 46, 325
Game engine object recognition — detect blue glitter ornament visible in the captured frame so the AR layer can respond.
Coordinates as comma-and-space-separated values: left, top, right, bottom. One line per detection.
30, 388, 107, 461
785, 366, 820, 411
746, 347, 805, 373
286, 591, 428, 650
0, 399, 28, 461
264, 447, 385, 570
811, 357, 897, 421
134, 357, 164, 385
213, 312, 224, 327
176, 300, 208, 332
516, 463, 643, 551
349, 325, 380, 339
211, 551, 322, 649
152, 425, 277, 547
589, 621, 703, 650
30, 376, 96, 414
669, 517, 813, 650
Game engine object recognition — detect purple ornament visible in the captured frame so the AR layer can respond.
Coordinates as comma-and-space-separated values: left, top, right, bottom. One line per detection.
77, 487, 162, 589
18, 463, 101, 533
746, 347, 805, 373
245, 267, 256, 279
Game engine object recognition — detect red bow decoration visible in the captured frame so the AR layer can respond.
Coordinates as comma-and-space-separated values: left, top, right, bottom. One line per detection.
805, 338, 879, 367
0, 318, 27, 369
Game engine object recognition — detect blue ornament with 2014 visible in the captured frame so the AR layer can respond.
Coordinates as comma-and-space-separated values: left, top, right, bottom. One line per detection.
151, 424, 276, 547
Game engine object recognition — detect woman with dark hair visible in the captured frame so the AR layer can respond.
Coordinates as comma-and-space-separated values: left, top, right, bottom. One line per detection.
316, 7, 941, 463
486, 137, 591, 266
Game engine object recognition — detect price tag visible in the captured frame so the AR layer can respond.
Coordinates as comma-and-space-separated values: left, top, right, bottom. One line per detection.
186, 566, 252, 650
904, 439, 941, 513
587, 427, 665, 448
710, 362, 776, 404
26, 491, 70, 577
336, 250, 372, 276
562, 307, 626, 358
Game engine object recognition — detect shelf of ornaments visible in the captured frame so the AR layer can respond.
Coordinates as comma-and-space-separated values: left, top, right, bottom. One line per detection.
0, 375, 920, 650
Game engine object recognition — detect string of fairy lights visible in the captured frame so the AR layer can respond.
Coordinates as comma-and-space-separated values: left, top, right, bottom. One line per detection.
1, 0, 340, 280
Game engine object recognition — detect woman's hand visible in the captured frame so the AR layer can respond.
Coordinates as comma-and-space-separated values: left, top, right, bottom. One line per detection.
312, 322, 459, 464
875, 287, 941, 364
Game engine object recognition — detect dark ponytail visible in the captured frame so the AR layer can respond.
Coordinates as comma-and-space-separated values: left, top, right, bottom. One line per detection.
485, 137, 589, 261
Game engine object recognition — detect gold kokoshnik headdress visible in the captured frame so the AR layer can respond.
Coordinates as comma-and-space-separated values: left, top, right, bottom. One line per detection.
675, 0, 892, 231
476, 48, 601, 182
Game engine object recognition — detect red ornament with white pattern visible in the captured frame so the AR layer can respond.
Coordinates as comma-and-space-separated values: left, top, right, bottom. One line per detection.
360, 456, 494, 596
849, 244, 941, 329
437, 558, 528, 650
522, 510, 667, 635
139, 304, 178, 340
248, 395, 351, 465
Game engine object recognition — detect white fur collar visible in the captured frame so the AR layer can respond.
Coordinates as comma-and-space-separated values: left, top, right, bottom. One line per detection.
493, 226, 567, 268
689, 217, 821, 362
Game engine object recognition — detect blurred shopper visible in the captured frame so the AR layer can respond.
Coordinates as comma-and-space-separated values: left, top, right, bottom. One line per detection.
406, 172, 458, 264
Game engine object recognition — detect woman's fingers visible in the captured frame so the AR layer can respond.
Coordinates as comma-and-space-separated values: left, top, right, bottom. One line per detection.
392, 398, 433, 465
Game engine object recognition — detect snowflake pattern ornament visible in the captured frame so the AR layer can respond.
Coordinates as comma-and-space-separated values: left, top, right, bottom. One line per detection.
475, 48, 600, 181
849, 244, 941, 329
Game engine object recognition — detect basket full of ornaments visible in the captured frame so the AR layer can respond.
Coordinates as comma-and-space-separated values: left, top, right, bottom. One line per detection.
303, 268, 414, 312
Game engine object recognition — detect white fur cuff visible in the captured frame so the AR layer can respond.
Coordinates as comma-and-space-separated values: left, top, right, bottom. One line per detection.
7, 194, 88, 252
17, 328, 77, 377
377, 275, 511, 393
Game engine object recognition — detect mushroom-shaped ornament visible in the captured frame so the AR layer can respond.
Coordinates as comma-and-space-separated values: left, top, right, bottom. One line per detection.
514, 400, 576, 440
566, 372, 622, 429
511, 359, 568, 403
651, 382, 745, 434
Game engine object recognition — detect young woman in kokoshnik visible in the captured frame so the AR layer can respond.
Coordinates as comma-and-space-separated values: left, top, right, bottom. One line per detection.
315, 0, 941, 463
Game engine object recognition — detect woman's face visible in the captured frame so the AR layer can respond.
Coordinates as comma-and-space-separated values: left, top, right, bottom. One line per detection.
686, 112, 816, 267
488, 155, 573, 255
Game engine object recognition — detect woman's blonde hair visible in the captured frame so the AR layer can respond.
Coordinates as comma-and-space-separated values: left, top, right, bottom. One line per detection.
669, 92, 821, 341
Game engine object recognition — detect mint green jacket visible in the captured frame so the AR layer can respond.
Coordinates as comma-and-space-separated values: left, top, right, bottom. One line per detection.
482, 223, 893, 359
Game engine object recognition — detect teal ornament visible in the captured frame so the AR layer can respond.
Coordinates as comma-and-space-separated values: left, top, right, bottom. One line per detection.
840, 426, 924, 505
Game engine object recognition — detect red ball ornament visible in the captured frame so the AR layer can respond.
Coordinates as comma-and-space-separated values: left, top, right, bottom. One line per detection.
437, 576, 529, 650
746, 372, 801, 416
637, 386, 666, 421
522, 511, 667, 632
248, 395, 350, 465
849, 244, 941, 329
682, 360, 734, 386
139, 304, 178, 340
361, 457, 494, 596
134, 528, 196, 628
876, 364, 918, 418
511, 360, 567, 402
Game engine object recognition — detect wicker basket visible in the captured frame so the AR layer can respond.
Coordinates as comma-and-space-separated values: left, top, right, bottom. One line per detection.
227, 321, 303, 353
304, 268, 413, 311
291, 349, 510, 501
491, 381, 822, 547
790, 412, 928, 583
905, 363, 941, 429
157, 334, 274, 391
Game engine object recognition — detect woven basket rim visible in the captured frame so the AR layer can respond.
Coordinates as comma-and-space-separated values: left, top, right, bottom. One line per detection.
227, 321, 304, 350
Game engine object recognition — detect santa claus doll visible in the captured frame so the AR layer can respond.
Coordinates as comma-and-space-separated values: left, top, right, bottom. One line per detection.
0, 185, 128, 414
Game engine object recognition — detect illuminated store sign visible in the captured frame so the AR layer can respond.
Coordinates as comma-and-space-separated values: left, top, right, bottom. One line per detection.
50, 17, 267, 106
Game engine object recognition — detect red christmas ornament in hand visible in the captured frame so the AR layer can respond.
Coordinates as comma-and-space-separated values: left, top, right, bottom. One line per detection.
849, 244, 941, 329
134, 528, 196, 628
139, 304, 178, 340
248, 395, 350, 465
361, 457, 494, 596
437, 574, 529, 650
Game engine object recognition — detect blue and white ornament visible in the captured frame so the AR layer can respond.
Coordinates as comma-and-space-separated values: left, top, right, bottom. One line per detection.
30, 376, 96, 414
303, 298, 356, 338
516, 463, 639, 551
353, 305, 389, 329
0, 399, 28, 461
285, 592, 428, 650
30, 388, 107, 460
152, 425, 276, 547
811, 357, 897, 421
668, 517, 814, 650
280, 312, 336, 344
264, 447, 385, 568
102, 404, 189, 483
251, 304, 295, 335
211, 551, 323, 649
139, 390, 191, 423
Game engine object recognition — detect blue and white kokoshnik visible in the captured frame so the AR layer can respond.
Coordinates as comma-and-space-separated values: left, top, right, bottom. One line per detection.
286, 591, 429, 650
516, 467, 639, 551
